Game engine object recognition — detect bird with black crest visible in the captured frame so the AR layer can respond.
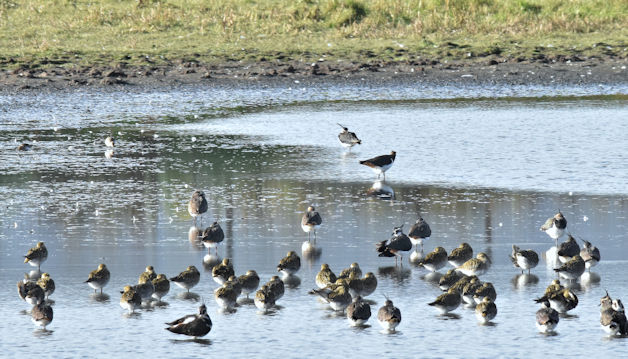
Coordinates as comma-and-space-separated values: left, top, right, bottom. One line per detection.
376, 225, 412, 265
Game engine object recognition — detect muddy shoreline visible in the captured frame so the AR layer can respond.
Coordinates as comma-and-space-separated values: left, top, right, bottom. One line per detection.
1, 55, 627, 94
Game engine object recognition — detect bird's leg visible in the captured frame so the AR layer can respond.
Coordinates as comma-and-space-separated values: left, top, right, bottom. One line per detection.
313, 231, 317, 245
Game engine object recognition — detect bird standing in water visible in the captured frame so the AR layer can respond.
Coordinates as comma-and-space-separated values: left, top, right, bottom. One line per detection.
188, 190, 208, 227
301, 206, 322, 243
337, 124, 362, 150
359, 151, 396, 180
165, 304, 212, 338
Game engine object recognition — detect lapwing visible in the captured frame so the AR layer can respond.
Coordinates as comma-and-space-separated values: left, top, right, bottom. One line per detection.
31, 302, 54, 329
580, 239, 601, 271
346, 296, 371, 326
166, 304, 212, 338
510, 245, 539, 274
170, 266, 201, 292
301, 206, 322, 243
557, 235, 580, 263
536, 299, 559, 333
85, 264, 110, 294
540, 211, 567, 248
17, 143, 32, 151
201, 222, 224, 255
377, 298, 401, 332
24, 242, 48, 271
188, 190, 208, 227
359, 151, 396, 180
600, 293, 628, 336
104, 136, 115, 148
408, 217, 431, 252
376, 225, 412, 265
337, 124, 362, 149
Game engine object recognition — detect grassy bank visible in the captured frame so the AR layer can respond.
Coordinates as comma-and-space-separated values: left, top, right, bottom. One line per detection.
0, 0, 626, 68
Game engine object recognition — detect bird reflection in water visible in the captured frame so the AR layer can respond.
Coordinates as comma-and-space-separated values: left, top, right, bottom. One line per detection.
366, 180, 395, 200
188, 227, 203, 250
377, 266, 411, 283
580, 271, 601, 291
202, 254, 222, 271
511, 274, 539, 289
302, 241, 322, 261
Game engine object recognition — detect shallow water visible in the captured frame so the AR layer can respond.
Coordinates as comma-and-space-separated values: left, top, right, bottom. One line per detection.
1, 82, 627, 358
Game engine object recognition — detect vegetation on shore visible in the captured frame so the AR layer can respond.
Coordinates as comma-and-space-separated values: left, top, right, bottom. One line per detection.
0, 0, 626, 69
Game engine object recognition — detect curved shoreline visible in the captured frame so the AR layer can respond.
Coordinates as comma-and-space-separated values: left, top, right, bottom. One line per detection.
2, 56, 627, 94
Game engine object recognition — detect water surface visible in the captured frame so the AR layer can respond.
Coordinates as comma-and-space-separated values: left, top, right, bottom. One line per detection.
1, 82, 627, 358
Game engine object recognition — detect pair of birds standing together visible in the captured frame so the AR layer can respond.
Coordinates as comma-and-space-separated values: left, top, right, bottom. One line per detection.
337, 124, 396, 180
539, 211, 601, 281
375, 217, 431, 265
19, 242, 54, 330
188, 190, 225, 254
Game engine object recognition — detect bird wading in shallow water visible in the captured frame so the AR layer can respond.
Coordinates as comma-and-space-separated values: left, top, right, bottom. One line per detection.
376, 225, 412, 265
337, 123, 362, 149
31, 302, 53, 329
536, 299, 559, 333
579, 239, 601, 271
377, 298, 401, 332
85, 264, 110, 294
170, 266, 201, 292
301, 206, 322, 243
201, 222, 224, 255
408, 217, 431, 253
188, 190, 208, 227
359, 151, 396, 180
448, 242, 473, 268
166, 304, 212, 338
510, 245, 539, 275
24, 242, 48, 271
540, 211, 567, 249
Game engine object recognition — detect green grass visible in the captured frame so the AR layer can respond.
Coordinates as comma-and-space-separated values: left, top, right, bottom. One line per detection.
0, 0, 626, 68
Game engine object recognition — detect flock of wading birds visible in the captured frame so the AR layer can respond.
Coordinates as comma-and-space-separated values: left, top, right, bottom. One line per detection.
15, 125, 623, 340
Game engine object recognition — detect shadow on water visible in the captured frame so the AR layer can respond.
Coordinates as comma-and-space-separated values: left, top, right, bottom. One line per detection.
176, 292, 200, 302
170, 338, 212, 346
33, 328, 54, 337
87, 291, 110, 302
